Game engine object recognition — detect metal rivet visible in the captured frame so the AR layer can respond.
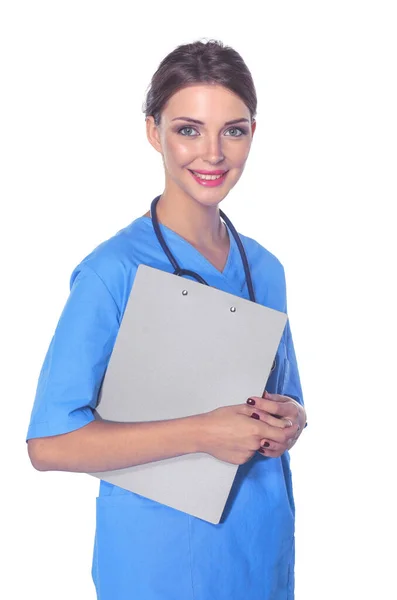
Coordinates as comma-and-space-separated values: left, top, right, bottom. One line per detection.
230, 306, 236, 312
182, 290, 188, 296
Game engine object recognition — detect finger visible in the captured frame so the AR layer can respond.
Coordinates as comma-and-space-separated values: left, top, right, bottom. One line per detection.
239, 404, 294, 429
257, 447, 284, 458
257, 441, 286, 458
253, 417, 299, 445
257, 438, 293, 457
262, 391, 289, 402
239, 403, 299, 443
263, 391, 302, 403
260, 436, 295, 450
258, 418, 299, 445
264, 393, 304, 426
248, 396, 299, 420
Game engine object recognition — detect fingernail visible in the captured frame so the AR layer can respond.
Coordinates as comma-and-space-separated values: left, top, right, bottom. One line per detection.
258, 448, 265, 454
251, 412, 260, 420
264, 390, 271, 399
261, 441, 270, 448
246, 398, 255, 405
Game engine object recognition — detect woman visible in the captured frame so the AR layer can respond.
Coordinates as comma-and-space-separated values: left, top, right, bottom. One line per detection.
27, 39, 306, 599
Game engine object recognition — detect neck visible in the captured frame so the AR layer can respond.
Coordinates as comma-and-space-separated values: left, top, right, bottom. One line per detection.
151, 185, 227, 250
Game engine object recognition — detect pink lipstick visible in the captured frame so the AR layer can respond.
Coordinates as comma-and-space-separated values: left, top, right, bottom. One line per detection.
188, 169, 229, 187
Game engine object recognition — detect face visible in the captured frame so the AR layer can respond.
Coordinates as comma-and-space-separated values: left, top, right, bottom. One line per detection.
146, 84, 256, 208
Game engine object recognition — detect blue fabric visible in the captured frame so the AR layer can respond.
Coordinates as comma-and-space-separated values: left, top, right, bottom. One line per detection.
27, 214, 304, 600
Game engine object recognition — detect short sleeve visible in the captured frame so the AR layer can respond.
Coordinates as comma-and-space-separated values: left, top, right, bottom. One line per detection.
26, 264, 120, 440
278, 264, 304, 408
281, 318, 304, 408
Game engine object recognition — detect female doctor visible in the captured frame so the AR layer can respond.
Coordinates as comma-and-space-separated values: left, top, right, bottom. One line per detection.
27, 39, 307, 600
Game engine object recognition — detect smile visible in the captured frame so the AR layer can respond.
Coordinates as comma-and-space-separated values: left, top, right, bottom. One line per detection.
188, 170, 229, 187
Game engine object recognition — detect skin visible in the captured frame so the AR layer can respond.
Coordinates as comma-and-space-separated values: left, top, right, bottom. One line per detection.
27, 83, 305, 473
144, 83, 256, 269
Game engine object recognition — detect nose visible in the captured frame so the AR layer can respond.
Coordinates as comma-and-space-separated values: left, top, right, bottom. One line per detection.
202, 134, 225, 164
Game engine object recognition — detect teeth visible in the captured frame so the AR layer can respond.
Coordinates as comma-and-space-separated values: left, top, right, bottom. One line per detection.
192, 171, 225, 181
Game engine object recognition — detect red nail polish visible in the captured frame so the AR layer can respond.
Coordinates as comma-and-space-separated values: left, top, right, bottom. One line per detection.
261, 441, 270, 448
251, 412, 260, 420
258, 448, 265, 454
247, 398, 255, 405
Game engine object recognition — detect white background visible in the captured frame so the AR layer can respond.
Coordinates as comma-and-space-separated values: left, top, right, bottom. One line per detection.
1, 1, 396, 598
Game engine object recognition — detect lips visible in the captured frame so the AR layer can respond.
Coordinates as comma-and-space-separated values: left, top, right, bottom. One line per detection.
188, 169, 229, 187
190, 170, 228, 175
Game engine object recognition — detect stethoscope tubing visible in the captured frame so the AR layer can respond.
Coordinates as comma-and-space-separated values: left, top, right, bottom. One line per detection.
150, 195, 256, 303
149, 196, 277, 373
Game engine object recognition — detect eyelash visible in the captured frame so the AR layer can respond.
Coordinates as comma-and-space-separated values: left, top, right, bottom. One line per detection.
177, 126, 248, 138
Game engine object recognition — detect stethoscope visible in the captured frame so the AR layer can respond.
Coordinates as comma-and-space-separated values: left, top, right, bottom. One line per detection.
150, 194, 277, 373
150, 195, 256, 302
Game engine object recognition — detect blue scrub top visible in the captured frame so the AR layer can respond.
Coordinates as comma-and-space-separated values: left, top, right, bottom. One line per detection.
27, 214, 304, 600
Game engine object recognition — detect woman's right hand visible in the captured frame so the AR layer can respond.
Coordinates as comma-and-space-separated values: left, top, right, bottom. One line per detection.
197, 402, 299, 465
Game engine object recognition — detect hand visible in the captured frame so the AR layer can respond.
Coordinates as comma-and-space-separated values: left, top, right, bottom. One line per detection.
198, 401, 300, 465
246, 391, 306, 458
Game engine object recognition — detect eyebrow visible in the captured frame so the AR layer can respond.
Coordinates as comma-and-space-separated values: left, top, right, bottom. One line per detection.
171, 117, 250, 126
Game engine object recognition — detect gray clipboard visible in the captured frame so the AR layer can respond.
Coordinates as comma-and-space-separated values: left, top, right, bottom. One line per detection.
90, 264, 288, 523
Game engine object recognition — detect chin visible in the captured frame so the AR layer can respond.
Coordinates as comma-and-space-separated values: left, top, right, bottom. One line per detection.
188, 187, 231, 206
185, 174, 239, 201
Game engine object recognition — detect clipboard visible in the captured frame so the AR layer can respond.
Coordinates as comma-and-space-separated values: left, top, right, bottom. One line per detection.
90, 264, 288, 523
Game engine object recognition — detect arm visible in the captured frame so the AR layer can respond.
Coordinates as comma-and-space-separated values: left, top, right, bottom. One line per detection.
28, 403, 300, 473
26, 261, 298, 472
27, 264, 207, 472
27, 415, 205, 473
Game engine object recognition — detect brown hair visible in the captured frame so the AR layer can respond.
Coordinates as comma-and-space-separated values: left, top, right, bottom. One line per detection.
143, 39, 257, 125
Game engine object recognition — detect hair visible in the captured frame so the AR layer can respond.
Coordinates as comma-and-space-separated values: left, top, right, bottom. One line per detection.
143, 39, 257, 126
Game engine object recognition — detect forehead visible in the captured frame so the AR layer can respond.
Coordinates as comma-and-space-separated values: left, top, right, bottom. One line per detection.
162, 84, 249, 122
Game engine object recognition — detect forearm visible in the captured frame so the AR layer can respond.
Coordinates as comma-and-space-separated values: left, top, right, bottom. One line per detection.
28, 416, 205, 473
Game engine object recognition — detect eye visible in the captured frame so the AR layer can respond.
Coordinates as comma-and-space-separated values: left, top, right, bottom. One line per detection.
178, 126, 199, 137
224, 127, 247, 137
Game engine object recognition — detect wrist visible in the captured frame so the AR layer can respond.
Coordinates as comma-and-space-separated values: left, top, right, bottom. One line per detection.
184, 413, 210, 454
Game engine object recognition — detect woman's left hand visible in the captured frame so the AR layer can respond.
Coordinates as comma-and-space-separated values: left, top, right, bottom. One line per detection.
247, 391, 306, 458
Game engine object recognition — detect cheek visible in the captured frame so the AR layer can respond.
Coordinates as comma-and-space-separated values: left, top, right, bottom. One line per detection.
161, 136, 252, 170
163, 138, 195, 167
228, 140, 251, 166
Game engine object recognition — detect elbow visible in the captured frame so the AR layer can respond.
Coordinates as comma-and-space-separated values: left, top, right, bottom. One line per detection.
27, 438, 53, 471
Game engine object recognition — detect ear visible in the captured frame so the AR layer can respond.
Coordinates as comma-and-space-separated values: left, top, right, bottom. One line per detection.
251, 119, 257, 137
146, 116, 163, 154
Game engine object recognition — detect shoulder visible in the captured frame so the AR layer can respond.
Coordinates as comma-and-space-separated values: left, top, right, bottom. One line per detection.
237, 231, 287, 310
238, 231, 285, 277
69, 217, 150, 315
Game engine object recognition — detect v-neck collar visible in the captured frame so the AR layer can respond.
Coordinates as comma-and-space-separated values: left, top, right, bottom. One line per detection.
140, 215, 237, 280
